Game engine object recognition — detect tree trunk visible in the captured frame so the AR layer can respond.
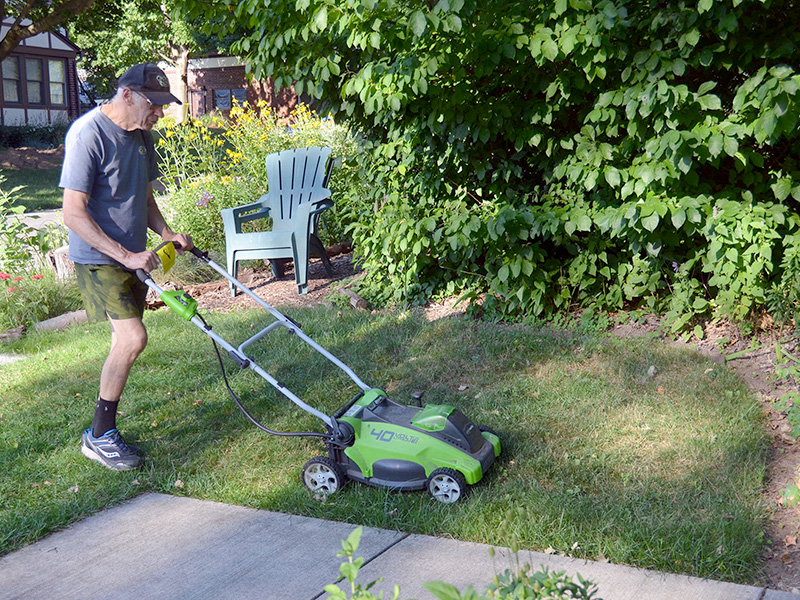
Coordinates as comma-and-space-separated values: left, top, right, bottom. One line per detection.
173, 46, 190, 123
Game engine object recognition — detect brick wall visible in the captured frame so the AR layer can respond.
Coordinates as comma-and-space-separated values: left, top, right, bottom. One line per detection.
163, 60, 298, 121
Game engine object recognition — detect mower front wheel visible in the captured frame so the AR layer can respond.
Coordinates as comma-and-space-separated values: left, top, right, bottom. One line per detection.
302, 456, 346, 496
427, 468, 466, 504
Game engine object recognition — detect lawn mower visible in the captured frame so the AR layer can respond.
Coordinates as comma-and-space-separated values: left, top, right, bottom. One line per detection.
136, 243, 500, 503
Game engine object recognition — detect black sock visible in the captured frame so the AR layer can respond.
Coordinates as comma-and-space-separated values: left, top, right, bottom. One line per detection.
91, 397, 118, 437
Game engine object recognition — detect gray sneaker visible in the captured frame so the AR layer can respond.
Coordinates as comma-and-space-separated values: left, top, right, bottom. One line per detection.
81, 428, 143, 470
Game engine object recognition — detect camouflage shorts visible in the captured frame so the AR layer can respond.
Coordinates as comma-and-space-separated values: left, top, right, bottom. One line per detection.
74, 264, 148, 324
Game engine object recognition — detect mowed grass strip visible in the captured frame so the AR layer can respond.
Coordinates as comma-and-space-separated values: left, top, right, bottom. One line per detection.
0, 306, 768, 584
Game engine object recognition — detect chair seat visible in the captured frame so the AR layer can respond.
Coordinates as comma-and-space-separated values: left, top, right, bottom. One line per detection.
221, 147, 336, 296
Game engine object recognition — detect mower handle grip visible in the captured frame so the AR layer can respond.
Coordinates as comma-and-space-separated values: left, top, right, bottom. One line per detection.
134, 243, 208, 283
173, 241, 207, 260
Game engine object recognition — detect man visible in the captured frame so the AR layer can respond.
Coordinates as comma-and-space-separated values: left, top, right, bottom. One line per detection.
61, 63, 193, 470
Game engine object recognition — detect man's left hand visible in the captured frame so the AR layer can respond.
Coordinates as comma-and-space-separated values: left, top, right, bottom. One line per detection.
164, 233, 194, 254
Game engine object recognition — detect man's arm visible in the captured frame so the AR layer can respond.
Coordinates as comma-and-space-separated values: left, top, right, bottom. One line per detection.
62, 187, 161, 272
145, 183, 193, 253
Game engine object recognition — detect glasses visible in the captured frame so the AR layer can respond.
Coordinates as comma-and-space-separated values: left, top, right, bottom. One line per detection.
133, 90, 169, 110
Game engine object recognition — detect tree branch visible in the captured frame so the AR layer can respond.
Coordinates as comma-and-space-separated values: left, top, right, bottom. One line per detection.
0, 0, 99, 61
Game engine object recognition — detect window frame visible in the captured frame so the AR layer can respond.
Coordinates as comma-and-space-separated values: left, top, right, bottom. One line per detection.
2, 56, 22, 105
25, 56, 45, 105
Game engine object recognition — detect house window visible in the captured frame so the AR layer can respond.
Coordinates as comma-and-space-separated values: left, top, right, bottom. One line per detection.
214, 88, 247, 110
48, 59, 66, 106
25, 57, 44, 105
232, 89, 247, 105
214, 89, 231, 110
2, 57, 21, 103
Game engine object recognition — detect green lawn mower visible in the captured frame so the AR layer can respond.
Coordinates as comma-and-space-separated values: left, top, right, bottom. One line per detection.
137, 244, 500, 503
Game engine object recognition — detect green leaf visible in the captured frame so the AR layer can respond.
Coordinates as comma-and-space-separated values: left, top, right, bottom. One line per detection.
314, 6, 328, 30
707, 133, 724, 158
723, 136, 738, 157
671, 208, 686, 228
341, 526, 363, 555
604, 166, 621, 187
698, 0, 713, 13
409, 10, 427, 37
772, 179, 793, 201
498, 265, 510, 282
423, 581, 464, 600
641, 212, 660, 231
542, 38, 559, 61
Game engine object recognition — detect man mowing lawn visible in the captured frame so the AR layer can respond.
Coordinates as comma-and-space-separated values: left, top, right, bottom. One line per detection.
61, 63, 193, 470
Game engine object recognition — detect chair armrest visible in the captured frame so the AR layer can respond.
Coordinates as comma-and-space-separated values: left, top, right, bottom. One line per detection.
221, 194, 272, 234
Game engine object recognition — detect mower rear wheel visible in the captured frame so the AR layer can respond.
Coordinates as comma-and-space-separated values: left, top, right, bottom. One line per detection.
478, 424, 497, 436
427, 468, 466, 504
302, 456, 345, 496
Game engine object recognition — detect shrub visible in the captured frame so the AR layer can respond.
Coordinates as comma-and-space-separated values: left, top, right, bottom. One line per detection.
195, 0, 800, 328
0, 122, 70, 149
162, 173, 259, 252
0, 175, 63, 274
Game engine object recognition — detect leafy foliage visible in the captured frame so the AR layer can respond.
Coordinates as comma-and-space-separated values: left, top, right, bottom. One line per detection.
185, 0, 800, 326
68, 0, 203, 100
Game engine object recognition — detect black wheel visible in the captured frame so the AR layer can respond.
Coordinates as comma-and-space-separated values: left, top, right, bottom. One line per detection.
478, 424, 497, 437
301, 456, 346, 496
426, 468, 467, 504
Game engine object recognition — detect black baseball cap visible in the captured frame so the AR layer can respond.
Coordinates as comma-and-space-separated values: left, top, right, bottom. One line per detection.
118, 63, 181, 106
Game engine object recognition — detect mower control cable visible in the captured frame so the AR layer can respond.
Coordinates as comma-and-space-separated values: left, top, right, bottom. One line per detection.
199, 313, 334, 441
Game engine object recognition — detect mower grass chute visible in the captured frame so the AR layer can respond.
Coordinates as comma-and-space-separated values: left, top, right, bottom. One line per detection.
137, 244, 501, 503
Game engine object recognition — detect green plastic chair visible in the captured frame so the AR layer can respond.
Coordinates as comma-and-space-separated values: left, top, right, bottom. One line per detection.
220, 146, 335, 296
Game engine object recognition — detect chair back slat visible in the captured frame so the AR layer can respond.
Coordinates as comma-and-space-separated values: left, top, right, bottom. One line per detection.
266, 147, 332, 227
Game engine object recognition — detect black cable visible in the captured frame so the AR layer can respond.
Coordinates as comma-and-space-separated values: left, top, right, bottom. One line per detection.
198, 314, 333, 441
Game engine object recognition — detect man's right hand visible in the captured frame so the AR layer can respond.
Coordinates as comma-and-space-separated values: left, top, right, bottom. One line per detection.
121, 250, 161, 273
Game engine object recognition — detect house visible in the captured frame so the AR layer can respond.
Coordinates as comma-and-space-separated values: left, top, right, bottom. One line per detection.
0, 19, 81, 126
161, 56, 298, 121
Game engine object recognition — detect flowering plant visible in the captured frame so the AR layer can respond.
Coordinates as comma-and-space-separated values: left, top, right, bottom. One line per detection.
0, 270, 81, 331
155, 101, 368, 255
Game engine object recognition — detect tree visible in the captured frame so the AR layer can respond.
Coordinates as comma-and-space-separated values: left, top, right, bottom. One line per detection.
0, 0, 100, 61
70, 0, 223, 120
184, 0, 800, 325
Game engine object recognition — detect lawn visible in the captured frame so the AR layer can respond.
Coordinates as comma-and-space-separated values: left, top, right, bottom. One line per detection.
0, 304, 769, 584
1, 167, 62, 211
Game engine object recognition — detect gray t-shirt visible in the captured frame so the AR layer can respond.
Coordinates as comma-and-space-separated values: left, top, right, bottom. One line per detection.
59, 107, 159, 266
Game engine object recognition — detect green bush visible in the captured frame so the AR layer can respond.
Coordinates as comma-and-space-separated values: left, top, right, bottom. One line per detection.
0, 122, 70, 149
194, 0, 800, 328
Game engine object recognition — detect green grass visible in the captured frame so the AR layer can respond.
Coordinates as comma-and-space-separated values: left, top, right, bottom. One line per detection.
0, 306, 769, 584
1, 167, 62, 211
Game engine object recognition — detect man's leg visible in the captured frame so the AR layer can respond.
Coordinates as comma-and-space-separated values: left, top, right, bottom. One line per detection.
89, 316, 148, 439
99, 317, 148, 402
75, 264, 149, 470
81, 318, 148, 470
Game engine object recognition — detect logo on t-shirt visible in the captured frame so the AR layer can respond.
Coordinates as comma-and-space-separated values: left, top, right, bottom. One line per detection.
139, 146, 146, 156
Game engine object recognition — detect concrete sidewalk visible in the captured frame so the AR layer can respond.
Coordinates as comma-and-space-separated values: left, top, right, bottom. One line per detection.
0, 493, 797, 600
